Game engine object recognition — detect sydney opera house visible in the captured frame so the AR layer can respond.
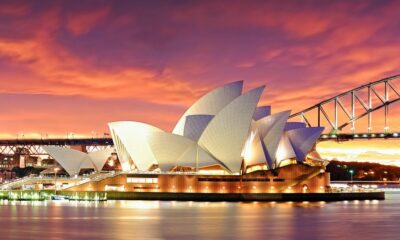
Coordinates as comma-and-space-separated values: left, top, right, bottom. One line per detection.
43, 81, 330, 194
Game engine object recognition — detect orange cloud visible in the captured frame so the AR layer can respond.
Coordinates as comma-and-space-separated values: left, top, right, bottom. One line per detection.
172, 1, 337, 37
0, 7, 208, 107
0, 0, 399, 138
66, 6, 110, 36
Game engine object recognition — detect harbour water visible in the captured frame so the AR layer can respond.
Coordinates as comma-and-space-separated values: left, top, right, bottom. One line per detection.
0, 193, 399, 240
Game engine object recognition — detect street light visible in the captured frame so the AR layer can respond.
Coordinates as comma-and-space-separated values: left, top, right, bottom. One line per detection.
54, 167, 60, 195
349, 169, 354, 183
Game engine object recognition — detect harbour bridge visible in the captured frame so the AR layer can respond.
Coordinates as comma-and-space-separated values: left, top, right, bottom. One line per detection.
289, 75, 400, 141
0, 75, 399, 156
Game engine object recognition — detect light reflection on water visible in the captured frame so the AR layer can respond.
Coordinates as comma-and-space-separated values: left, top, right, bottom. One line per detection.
0, 194, 398, 240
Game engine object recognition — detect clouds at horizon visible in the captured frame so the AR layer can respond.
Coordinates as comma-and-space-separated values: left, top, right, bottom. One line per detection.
318, 140, 400, 166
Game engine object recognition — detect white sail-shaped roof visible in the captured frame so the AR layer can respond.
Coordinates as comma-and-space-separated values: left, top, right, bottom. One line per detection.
88, 148, 114, 171
276, 121, 307, 165
284, 122, 307, 131
147, 132, 196, 171
108, 121, 164, 171
255, 111, 291, 169
183, 114, 214, 141
243, 131, 268, 166
147, 132, 226, 171
80, 156, 95, 169
44, 146, 114, 175
253, 106, 271, 121
172, 81, 243, 136
110, 129, 131, 171
198, 86, 265, 172
43, 146, 89, 176
286, 127, 324, 162
176, 143, 228, 169
104, 80, 325, 174
275, 133, 296, 165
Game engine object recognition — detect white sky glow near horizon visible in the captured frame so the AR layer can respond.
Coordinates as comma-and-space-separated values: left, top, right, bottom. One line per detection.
317, 139, 400, 166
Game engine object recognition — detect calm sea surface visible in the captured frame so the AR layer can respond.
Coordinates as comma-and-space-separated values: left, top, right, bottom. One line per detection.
0, 193, 399, 240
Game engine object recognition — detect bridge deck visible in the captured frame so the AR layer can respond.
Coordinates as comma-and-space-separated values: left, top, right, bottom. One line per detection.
0, 133, 398, 146
0, 138, 114, 146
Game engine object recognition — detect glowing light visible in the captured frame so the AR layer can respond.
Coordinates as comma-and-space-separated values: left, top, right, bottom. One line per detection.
108, 159, 115, 167
122, 162, 131, 171
241, 130, 255, 162
198, 169, 227, 175
120, 200, 160, 209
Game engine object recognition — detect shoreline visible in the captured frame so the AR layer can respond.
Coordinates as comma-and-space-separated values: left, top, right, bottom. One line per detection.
58, 190, 385, 202
0, 190, 385, 202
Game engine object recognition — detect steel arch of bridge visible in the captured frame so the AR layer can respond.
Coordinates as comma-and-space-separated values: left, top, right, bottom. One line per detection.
289, 75, 400, 138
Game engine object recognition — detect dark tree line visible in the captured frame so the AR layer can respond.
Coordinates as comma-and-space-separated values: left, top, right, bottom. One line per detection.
327, 160, 400, 181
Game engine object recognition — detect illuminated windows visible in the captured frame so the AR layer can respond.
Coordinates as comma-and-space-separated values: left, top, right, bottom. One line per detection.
127, 177, 158, 184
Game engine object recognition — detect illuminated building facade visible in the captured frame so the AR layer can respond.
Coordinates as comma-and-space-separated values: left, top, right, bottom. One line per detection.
46, 81, 330, 194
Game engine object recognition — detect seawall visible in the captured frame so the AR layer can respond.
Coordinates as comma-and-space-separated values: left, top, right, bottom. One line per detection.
58, 191, 385, 202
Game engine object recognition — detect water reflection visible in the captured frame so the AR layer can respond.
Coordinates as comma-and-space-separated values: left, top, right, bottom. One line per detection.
0, 194, 397, 240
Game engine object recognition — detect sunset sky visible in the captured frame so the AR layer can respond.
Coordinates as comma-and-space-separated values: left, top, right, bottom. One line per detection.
0, 0, 399, 163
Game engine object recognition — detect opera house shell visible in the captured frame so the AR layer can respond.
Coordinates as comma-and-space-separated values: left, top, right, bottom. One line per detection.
42, 81, 331, 195
108, 81, 325, 174
43, 146, 114, 176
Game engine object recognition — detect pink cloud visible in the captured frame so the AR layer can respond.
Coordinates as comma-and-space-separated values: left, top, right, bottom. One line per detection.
0, 7, 208, 107
66, 6, 110, 36
0, 2, 30, 16
0, 1, 399, 136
